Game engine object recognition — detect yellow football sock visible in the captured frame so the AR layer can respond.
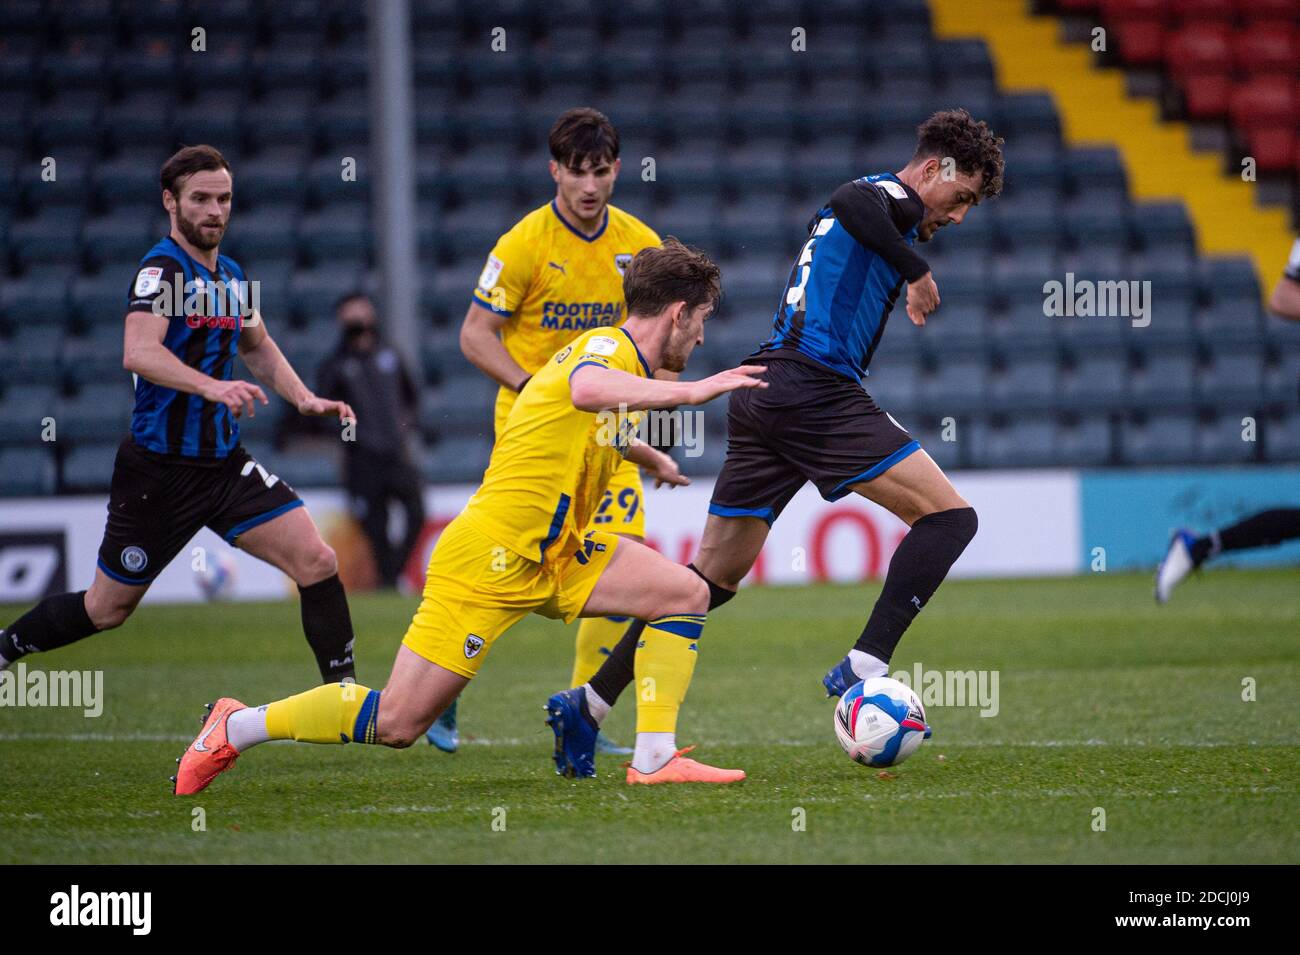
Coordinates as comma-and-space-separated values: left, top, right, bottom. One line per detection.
634, 614, 705, 734
571, 615, 631, 688
264, 682, 380, 745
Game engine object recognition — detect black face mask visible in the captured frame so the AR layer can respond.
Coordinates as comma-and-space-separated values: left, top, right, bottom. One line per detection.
343, 323, 371, 341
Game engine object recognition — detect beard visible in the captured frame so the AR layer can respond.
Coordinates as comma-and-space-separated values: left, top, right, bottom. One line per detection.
177, 213, 225, 251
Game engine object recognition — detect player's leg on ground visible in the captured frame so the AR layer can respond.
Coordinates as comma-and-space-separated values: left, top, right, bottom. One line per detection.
177, 644, 469, 794
236, 506, 356, 682
576, 537, 741, 779
1157, 507, 1300, 603
825, 449, 978, 692
0, 568, 147, 670
583, 512, 767, 716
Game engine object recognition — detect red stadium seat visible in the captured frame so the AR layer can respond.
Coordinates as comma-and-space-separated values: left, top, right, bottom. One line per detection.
1232, 24, 1299, 78
1245, 126, 1297, 173
1234, 0, 1300, 23
1116, 21, 1169, 65
1181, 72, 1232, 119
1229, 76, 1297, 131
1100, 0, 1169, 16
1165, 24, 1232, 79
1100, 0, 1171, 66
1171, 0, 1234, 22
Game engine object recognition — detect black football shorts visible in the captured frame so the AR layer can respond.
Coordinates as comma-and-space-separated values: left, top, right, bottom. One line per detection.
97, 437, 303, 585
709, 356, 921, 525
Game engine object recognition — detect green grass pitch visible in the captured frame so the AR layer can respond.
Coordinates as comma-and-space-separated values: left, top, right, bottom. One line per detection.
1, 568, 1295, 864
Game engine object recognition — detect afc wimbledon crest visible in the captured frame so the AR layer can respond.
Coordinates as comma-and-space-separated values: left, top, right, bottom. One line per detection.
614, 253, 633, 276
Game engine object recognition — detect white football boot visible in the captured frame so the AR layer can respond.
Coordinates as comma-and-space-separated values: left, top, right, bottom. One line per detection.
1154, 529, 1201, 604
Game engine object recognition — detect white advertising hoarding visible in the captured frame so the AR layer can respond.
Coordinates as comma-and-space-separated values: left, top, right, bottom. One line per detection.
0, 470, 1080, 605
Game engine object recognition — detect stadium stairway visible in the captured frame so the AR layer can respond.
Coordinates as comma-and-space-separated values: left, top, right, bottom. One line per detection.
928, 0, 1293, 291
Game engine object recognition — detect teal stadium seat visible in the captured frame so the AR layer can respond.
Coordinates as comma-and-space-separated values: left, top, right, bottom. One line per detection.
0, 447, 56, 496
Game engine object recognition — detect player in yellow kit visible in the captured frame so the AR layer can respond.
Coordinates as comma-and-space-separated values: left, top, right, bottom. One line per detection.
172, 240, 769, 794
438, 108, 661, 754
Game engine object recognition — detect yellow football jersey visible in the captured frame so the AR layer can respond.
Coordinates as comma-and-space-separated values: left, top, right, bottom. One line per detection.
471, 200, 661, 434
460, 326, 650, 564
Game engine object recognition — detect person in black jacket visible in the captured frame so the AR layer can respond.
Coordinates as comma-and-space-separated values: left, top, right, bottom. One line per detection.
317, 292, 426, 589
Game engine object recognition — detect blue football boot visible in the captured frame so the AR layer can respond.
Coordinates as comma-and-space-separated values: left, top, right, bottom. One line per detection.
544, 687, 598, 778
823, 656, 859, 699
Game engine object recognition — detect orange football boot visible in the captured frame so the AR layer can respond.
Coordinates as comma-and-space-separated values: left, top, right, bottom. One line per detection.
625, 745, 746, 784
172, 697, 246, 795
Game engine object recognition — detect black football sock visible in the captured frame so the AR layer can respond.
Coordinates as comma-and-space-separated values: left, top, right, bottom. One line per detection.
299, 574, 357, 683
586, 563, 736, 709
1, 591, 99, 663
588, 619, 643, 709
854, 507, 978, 663
1215, 508, 1300, 554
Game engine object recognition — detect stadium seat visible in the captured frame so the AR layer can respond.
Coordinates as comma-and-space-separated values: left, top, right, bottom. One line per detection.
988, 356, 1059, 412
1055, 414, 1114, 467
61, 442, 120, 492
1195, 410, 1261, 464
422, 436, 493, 484
969, 416, 1057, 469
1264, 342, 1300, 403
1196, 345, 1266, 405
865, 358, 921, 416
60, 334, 128, 390
1118, 411, 1197, 465
54, 384, 133, 442
923, 357, 988, 410
0, 269, 70, 330
1263, 409, 1300, 462
1129, 351, 1196, 409
0, 447, 56, 495
1059, 354, 1130, 413
0, 384, 59, 445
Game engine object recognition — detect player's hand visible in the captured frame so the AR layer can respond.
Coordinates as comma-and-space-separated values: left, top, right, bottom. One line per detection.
205, 379, 268, 419
642, 447, 690, 489
687, 365, 769, 405
298, 394, 357, 424
906, 272, 940, 326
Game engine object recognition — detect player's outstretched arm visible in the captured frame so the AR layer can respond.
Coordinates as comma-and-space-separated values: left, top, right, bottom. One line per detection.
124, 310, 268, 419
460, 301, 532, 391
238, 312, 356, 422
569, 363, 767, 413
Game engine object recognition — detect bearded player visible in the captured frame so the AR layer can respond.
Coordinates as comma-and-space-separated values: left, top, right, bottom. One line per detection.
172, 240, 768, 794
548, 110, 1006, 774
428, 108, 662, 754
0, 145, 359, 686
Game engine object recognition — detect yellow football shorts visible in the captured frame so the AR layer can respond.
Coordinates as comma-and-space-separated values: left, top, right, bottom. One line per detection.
588, 458, 645, 539
401, 514, 620, 679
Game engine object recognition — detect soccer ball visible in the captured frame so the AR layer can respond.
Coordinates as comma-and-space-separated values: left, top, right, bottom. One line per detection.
196, 550, 239, 601
833, 676, 931, 768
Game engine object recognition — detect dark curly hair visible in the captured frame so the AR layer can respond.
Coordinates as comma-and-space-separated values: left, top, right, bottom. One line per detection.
912, 108, 1005, 199
623, 237, 722, 317
549, 107, 619, 171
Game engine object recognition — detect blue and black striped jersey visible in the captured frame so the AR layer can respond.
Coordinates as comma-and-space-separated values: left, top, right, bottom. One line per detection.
125, 236, 251, 460
755, 172, 927, 381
